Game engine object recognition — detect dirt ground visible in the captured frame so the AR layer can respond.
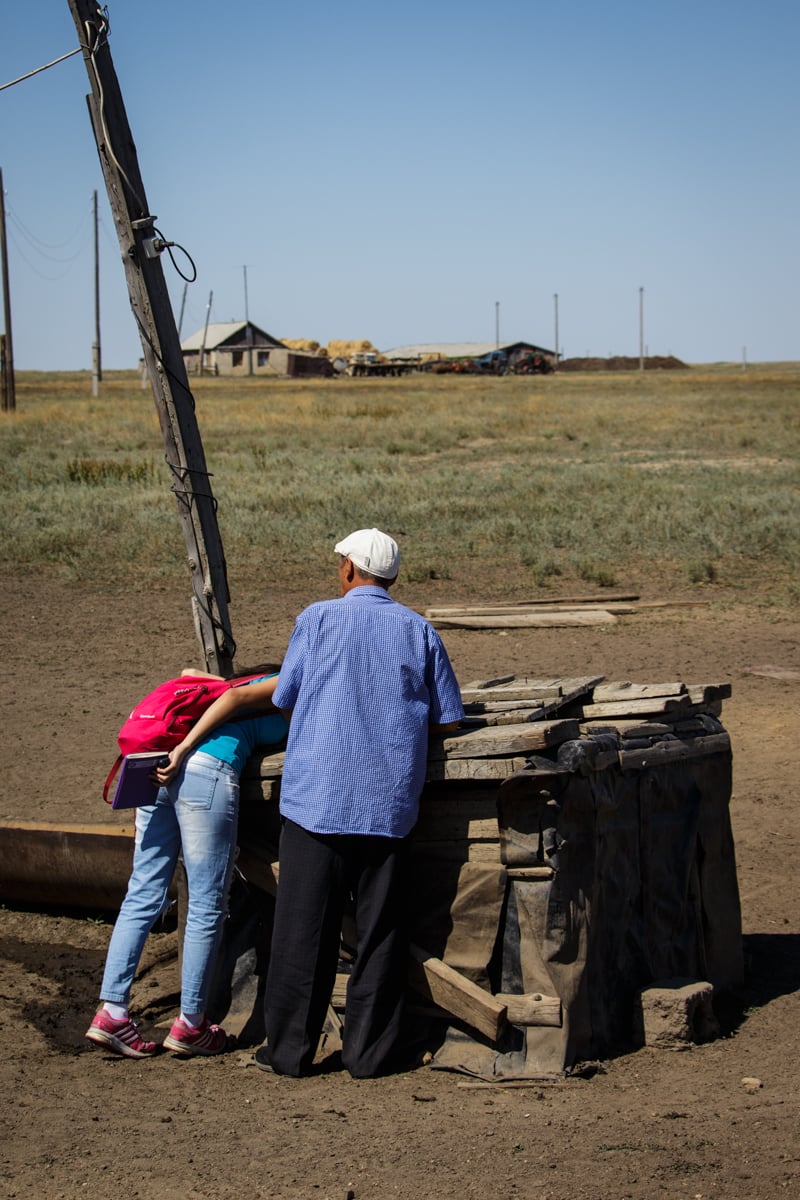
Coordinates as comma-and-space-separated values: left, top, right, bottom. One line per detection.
2, 572, 799, 1200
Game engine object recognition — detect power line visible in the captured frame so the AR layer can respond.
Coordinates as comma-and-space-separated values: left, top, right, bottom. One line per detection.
0, 46, 82, 93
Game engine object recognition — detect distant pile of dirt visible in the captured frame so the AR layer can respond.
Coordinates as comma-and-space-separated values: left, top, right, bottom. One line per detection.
559, 355, 688, 371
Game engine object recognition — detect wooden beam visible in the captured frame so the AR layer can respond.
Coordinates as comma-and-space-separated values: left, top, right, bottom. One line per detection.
66, 1, 235, 674
505, 866, 554, 880
0, 821, 137, 909
429, 592, 640, 611
460, 676, 604, 705
592, 681, 687, 701
408, 945, 507, 1043
495, 992, 562, 1027
460, 708, 546, 727
425, 756, 531, 781
618, 732, 731, 770
430, 611, 617, 630
581, 695, 693, 719
431, 719, 580, 760
425, 603, 637, 618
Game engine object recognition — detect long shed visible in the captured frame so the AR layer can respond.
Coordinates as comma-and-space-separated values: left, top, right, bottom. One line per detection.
382, 340, 556, 367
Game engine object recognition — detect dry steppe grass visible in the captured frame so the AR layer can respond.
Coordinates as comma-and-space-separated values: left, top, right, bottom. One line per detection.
1, 364, 798, 607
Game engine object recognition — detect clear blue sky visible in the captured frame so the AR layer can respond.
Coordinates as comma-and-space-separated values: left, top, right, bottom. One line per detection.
2, 0, 798, 369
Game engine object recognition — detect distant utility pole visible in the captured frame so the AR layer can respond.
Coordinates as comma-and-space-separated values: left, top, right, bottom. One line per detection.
639, 286, 645, 371
177, 281, 188, 339
0, 167, 16, 412
198, 290, 212, 375
553, 293, 559, 367
495, 301, 500, 349
92, 189, 102, 395
67, 0, 235, 674
243, 264, 253, 376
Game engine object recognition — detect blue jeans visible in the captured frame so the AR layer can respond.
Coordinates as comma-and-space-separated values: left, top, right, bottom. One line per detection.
99, 751, 239, 1015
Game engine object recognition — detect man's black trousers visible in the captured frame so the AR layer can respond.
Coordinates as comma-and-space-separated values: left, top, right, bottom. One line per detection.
264, 818, 407, 1077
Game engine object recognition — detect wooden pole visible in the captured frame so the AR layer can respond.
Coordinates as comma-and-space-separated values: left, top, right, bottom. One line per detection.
91, 188, 102, 395
198, 290, 212, 375
0, 167, 16, 412
177, 281, 188, 339
66, 0, 235, 673
243, 265, 253, 376
553, 292, 559, 368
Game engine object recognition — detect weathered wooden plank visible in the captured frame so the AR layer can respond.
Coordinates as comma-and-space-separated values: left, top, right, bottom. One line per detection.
496, 992, 562, 1027
417, 796, 496, 844
426, 603, 637, 618
618, 732, 731, 770
581, 720, 671, 737
248, 751, 286, 778
0, 821, 137, 908
581, 695, 693, 718
460, 676, 604, 705
463, 699, 547, 713
505, 866, 554, 880
331, 972, 350, 1009
677, 700, 723, 720
583, 702, 723, 734
686, 682, 733, 704
408, 945, 507, 1043
431, 720, 580, 761
431, 611, 618, 630
430, 592, 640, 612
592, 681, 687, 701
460, 708, 548, 728
462, 673, 516, 689
425, 757, 531, 781
463, 687, 562, 703
461, 675, 564, 695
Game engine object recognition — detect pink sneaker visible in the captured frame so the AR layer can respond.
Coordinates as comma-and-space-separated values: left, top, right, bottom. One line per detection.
163, 1016, 229, 1056
86, 1010, 157, 1058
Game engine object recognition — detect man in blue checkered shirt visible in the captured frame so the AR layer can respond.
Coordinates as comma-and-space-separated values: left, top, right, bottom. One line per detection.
257, 528, 464, 1078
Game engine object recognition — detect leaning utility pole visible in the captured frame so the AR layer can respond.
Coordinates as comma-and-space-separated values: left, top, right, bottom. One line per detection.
91, 188, 101, 395
0, 167, 16, 412
67, 0, 235, 673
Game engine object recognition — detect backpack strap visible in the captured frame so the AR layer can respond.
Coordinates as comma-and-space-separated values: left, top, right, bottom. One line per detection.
103, 755, 123, 805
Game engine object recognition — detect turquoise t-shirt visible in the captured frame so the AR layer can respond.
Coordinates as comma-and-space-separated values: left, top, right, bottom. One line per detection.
196, 676, 287, 773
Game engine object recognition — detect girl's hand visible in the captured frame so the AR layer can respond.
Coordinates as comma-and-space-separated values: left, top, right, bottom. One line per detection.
153, 747, 184, 786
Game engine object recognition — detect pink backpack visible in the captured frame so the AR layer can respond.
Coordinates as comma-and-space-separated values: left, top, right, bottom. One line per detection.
103, 674, 264, 803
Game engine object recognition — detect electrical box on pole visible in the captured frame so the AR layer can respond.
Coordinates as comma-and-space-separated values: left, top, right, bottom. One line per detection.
66, 0, 235, 675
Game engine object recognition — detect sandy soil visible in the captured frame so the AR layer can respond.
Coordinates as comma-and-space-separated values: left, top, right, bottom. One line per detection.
2, 573, 799, 1200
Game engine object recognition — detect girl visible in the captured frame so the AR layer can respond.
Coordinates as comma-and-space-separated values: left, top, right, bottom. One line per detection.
86, 667, 284, 1058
